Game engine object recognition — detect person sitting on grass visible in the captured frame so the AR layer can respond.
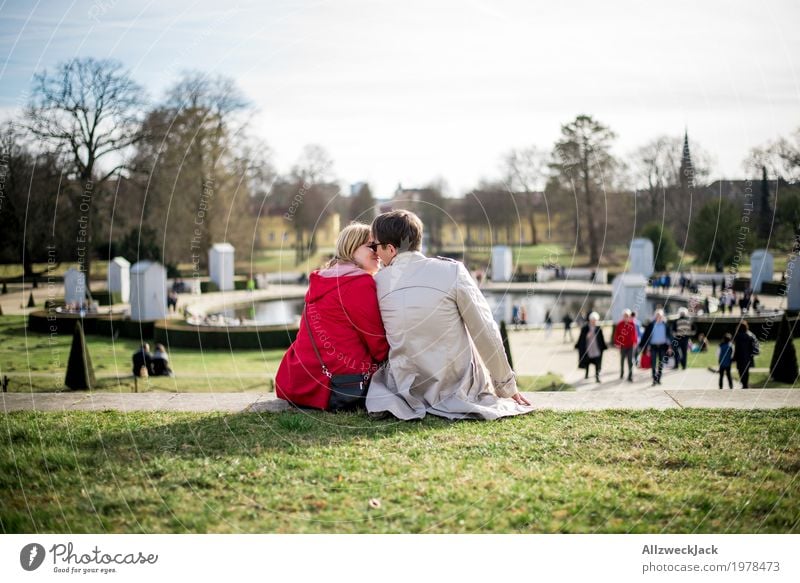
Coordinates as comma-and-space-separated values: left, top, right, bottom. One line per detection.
132, 343, 153, 377
151, 343, 174, 377
717, 333, 734, 390
692, 332, 709, 353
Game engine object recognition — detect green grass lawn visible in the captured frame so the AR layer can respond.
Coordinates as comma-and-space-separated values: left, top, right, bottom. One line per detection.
0, 315, 287, 392
1, 409, 797, 533
684, 342, 777, 371
0, 315, 572, 393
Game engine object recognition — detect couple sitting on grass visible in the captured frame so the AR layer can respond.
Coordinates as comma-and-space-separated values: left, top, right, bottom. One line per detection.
275, 210, 532, 420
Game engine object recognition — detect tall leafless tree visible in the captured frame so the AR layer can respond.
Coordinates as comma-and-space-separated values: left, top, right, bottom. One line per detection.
502, 146, 548, 245
25, 58, 146, 289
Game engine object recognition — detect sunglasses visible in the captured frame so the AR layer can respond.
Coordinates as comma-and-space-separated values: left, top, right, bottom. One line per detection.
366, 242, 382, 253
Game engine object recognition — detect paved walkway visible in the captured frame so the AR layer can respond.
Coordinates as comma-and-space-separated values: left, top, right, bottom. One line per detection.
2, 388, 798, 413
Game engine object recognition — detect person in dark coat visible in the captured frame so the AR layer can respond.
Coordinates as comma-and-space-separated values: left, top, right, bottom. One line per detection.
733, 320, 759, 388
151, 343, 174, 377
132, 343, 153, 377
575, 312, 607, 383
639, 309, 674, 385
562, 313, 574, 342
670, 307, 694, 370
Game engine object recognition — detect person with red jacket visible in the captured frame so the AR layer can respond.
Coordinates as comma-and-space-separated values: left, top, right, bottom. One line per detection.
276, 223, 389, 410
613, 309, 638, 382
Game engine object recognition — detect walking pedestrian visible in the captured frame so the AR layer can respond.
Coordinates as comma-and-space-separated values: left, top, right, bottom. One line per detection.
613, 309, 637, 382
717, 333, 734, 389
562, 312, 574, 342
671, 307, 694, 370
639, 309, 674, 386
575, 312, 607, 383
733, 320, 759, 388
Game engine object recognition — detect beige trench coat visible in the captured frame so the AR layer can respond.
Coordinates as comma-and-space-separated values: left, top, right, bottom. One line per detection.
366, 251, 533, 420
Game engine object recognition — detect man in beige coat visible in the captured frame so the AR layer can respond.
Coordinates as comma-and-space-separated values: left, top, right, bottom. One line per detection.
365, 210, 532, 420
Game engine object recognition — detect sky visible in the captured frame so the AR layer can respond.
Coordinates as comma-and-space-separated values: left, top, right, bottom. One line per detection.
1, 0, 799, 197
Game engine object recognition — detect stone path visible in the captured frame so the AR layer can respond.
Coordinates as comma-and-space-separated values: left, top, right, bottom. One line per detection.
2, 388, 799, 414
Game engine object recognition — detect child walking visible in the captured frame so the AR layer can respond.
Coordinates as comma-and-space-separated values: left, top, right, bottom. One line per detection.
717, 333, 734, 389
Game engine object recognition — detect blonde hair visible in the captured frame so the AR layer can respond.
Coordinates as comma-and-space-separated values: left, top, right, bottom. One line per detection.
326, 222, 371, 268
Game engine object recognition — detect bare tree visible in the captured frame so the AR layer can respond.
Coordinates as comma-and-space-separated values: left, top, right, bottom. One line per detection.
744, 127, 800, 183
502, 146, 548, 245
632, 134, 712, 248
288, 144, 338, 262
129, 72, 261, 267
632, 136, 680, 223
24, 57, 146, 289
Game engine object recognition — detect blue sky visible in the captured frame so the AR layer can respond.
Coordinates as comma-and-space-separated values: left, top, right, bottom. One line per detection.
2, 0, 799, 196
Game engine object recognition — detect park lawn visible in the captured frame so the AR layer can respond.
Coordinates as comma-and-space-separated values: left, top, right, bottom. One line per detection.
0, 316, 572, 393
661, 341, 800, 388
685, 341, 778, 371
244, 247, 335, 275
1, 409, 798, 533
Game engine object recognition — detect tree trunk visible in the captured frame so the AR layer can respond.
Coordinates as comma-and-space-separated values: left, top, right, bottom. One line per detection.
582, 151, 599, 264
528, 212, 538, 245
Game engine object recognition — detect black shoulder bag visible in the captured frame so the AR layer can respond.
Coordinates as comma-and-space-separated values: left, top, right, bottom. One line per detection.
304, 307, 369, 411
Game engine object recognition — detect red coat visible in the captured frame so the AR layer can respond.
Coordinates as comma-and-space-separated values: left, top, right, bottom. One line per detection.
275, 264, 389, 410
613, 320, 638, 349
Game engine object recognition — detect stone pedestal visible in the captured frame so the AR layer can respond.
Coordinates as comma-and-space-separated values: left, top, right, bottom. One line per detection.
64, 268, 86, 305
130, 261, 167, 321
209, 243, 235, 291
491, 246, 513, 282
750, 250, 774, 293
629, 238, 654, 277
108, 257, 131, 302
611, 274, 648, 323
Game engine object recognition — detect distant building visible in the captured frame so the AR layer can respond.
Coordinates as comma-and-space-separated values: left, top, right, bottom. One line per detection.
257, 210, 341, 249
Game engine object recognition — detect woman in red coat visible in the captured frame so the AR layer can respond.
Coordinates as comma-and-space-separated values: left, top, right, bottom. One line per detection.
275, 223, 389, 410
613, 309, 638, 382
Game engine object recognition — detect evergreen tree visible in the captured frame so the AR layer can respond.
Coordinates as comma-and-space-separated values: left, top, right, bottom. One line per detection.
65, 321, 96, 390
769, 315, 798, 384
348, 183, 376, 223
639, 222, 679, 271
758, 166, 774, 243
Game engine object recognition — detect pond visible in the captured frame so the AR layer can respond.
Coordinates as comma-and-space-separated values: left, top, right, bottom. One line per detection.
211, 291, 684, 327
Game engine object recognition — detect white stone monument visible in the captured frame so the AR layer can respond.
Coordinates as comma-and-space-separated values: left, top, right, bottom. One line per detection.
611, 274, 648, 323
750, 249, 774, 293
629, 238, 654, 277
107, 257, 130, 303
491, 245, 513, 282
209, 243, 235, 291
130, 261, 167, 321
64, 268, 86, 305
787, 256, 800, 311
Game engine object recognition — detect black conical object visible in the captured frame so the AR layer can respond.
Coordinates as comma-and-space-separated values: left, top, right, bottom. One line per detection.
499, 320, 514, 370
65, 321, 95, 390
769, 314, 798, 384
27, 291, 35, 308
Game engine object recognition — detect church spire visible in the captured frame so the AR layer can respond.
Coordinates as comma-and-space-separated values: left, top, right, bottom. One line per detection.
680, 129, 695, 190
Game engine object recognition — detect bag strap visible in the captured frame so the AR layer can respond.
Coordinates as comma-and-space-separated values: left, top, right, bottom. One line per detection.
303, 305, 332, 378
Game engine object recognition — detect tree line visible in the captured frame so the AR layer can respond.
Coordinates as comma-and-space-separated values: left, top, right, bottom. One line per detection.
1, 57, 799, 283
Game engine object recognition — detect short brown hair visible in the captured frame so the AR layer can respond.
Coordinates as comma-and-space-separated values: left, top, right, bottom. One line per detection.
372, 210, 423, 252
